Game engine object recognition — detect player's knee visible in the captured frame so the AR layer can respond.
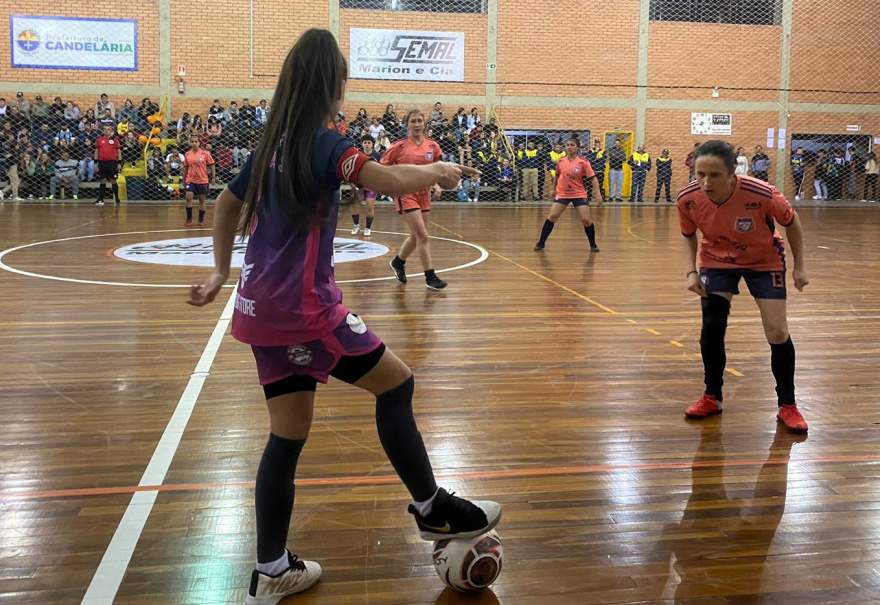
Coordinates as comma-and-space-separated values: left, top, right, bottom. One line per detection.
581, 219, 593, 227
701, 295, 730, 335
765, 325, 789, 344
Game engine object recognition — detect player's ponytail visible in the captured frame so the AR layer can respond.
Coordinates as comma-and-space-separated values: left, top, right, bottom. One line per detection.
695, 140, 737, 172
239, 29, 347, 235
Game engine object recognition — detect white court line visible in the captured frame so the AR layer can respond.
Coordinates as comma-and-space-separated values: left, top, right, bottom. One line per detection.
81, 289, 237, 604
0, 229, 489, 288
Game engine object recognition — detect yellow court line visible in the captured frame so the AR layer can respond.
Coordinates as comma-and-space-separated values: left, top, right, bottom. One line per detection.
669, 340, 684, 348
726, 368, 745, 377
645, 328, 662, 336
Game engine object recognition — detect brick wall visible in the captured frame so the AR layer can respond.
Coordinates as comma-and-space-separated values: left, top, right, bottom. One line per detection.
4, 0, 878, 196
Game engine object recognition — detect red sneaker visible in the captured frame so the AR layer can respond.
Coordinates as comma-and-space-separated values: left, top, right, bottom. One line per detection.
777, 404, 808, 434
685, 394, 722, 419
184, 219, 193, 227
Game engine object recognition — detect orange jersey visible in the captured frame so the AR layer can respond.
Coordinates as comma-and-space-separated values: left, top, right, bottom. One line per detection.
380, 137, 442, 212
677, 175, 796, 271
554, 156, 595, 199
184, 149, 214, 184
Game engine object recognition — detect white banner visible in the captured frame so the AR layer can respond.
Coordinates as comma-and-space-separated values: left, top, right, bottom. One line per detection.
691, 113, 733, 136
350, 28, 464, 82
11, 15, 137, 71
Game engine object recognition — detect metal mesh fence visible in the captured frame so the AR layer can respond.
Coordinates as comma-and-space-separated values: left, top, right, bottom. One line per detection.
2, 0, 878, 202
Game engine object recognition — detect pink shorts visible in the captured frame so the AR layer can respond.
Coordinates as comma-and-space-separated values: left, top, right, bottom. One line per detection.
251, 313, 383, 384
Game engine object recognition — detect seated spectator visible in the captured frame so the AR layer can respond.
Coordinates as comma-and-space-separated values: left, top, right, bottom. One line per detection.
349, 109, 369, 139
177, 112, 192, 134
213, 142, 234, 181
440, 130, 458, 162
375, 130, 392, 154
98, 109, 116, 130
369, 117, 383, 140
34, 151, 53, 198
96, 93, 115, 119
55, 125, 74, 146
79, 109, 97, 132
50, 150, 79, 199
31, 96, 51, 126
467, 107, 481, 131
207, 117, 223, 140
19, 152, 37, 198
50, 97, 66, 121
118, 98, 138, 124
122, 132, 141, 166
146, 147, 167, 199
165, 146, 185, 177
138, 98, 159, 130
191, 114, 205, 135
459, 160, 480, 203
208, 99, 226, 123
240, 99, 256, 127
33, 123, 54, 153
255, 99, 269, 126
226, 101, 240, 124
64, 102, 81, 128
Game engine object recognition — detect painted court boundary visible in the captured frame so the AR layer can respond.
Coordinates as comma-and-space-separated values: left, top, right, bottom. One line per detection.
80, 290, 237, 605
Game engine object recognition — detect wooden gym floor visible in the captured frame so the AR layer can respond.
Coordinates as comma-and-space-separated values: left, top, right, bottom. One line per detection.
1, 201, 880, 604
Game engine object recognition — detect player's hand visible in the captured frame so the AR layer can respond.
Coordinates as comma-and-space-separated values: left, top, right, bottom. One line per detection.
431, 183, 443, 199
687, 271, 707, 297
188, 271, 227, 306
793, 268, 809, 291
435, 162, 465, 190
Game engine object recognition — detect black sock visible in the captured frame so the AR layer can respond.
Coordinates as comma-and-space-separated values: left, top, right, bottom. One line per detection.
255, 434, 305, 563
111, 183, 119, 202
198, 209, 205, 223
393, 255, 405, 266
375, 376, 437, 501
352, 214, 360, 226
186, 206, 193, 221
584, 224, 597, 247
770, 337, 796, 406
366, 215, 374, 229
700, 295, 730, 401
538, 219, 555, 245
425, 269, 436, 281
98, 183, 105, 201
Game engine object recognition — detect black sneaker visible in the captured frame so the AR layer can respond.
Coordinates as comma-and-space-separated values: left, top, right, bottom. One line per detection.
426, 274, 447, 290
534, 243, 545, 251
408, 488, 501, 541
389, 256, 407, 283
590, 245, 600, 253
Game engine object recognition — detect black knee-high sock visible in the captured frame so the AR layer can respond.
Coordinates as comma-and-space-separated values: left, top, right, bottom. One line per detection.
537, 219, 555, 245
770, 337, 796, 406
584, 224, 597, 246
700, 295, 730, 401
185, 206, 193, 221
111, 182, 119, 201
352, 213, 360, 226
375, 376, 437, 501
255, 434, 305, 563
366, 215, 374, 229
198, 209, 205, 223
98, 183, 106, 201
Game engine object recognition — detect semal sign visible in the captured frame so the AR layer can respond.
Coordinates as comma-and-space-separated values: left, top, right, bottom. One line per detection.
114, 236, 389, 268
350, 28, 465, 82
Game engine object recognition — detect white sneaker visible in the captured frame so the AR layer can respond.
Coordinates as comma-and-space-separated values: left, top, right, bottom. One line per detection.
14, 197, 23, 201
0, 191, 5, 199
794, 195, 801, 201
363, 228, 371, 236
95, 200, 104, 206
72, 195, 78, 200
351, 224, 359, 235
245, 554, 321, 605
48, 195, 55, 200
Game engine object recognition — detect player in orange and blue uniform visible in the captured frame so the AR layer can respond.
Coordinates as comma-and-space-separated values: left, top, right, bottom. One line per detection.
534, 137, 600, 252
677, 140, 810, 433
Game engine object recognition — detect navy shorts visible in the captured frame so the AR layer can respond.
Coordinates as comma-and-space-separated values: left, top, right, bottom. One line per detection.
555, 197, 589, 207
186, 183, 209, 196
700, 268, 787, 300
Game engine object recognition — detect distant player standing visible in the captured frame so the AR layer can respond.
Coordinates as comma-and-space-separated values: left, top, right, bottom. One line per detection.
183, 138, 215, 227
534, 136, 600, 252
351, 136, 381, 236
94, 125, 121, 206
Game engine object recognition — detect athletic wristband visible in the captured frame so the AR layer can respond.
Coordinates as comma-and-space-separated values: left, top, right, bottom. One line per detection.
686, 270, 698, 277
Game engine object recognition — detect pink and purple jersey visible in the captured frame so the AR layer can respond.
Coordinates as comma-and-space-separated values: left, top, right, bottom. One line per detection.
227, 128, 372, 346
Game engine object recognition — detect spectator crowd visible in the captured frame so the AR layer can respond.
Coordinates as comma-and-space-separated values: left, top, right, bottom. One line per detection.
2, 92, 875, 203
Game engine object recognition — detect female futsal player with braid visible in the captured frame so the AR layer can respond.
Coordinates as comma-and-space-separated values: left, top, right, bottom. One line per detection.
677, 140, 809, 434
188, 29, 500, 604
